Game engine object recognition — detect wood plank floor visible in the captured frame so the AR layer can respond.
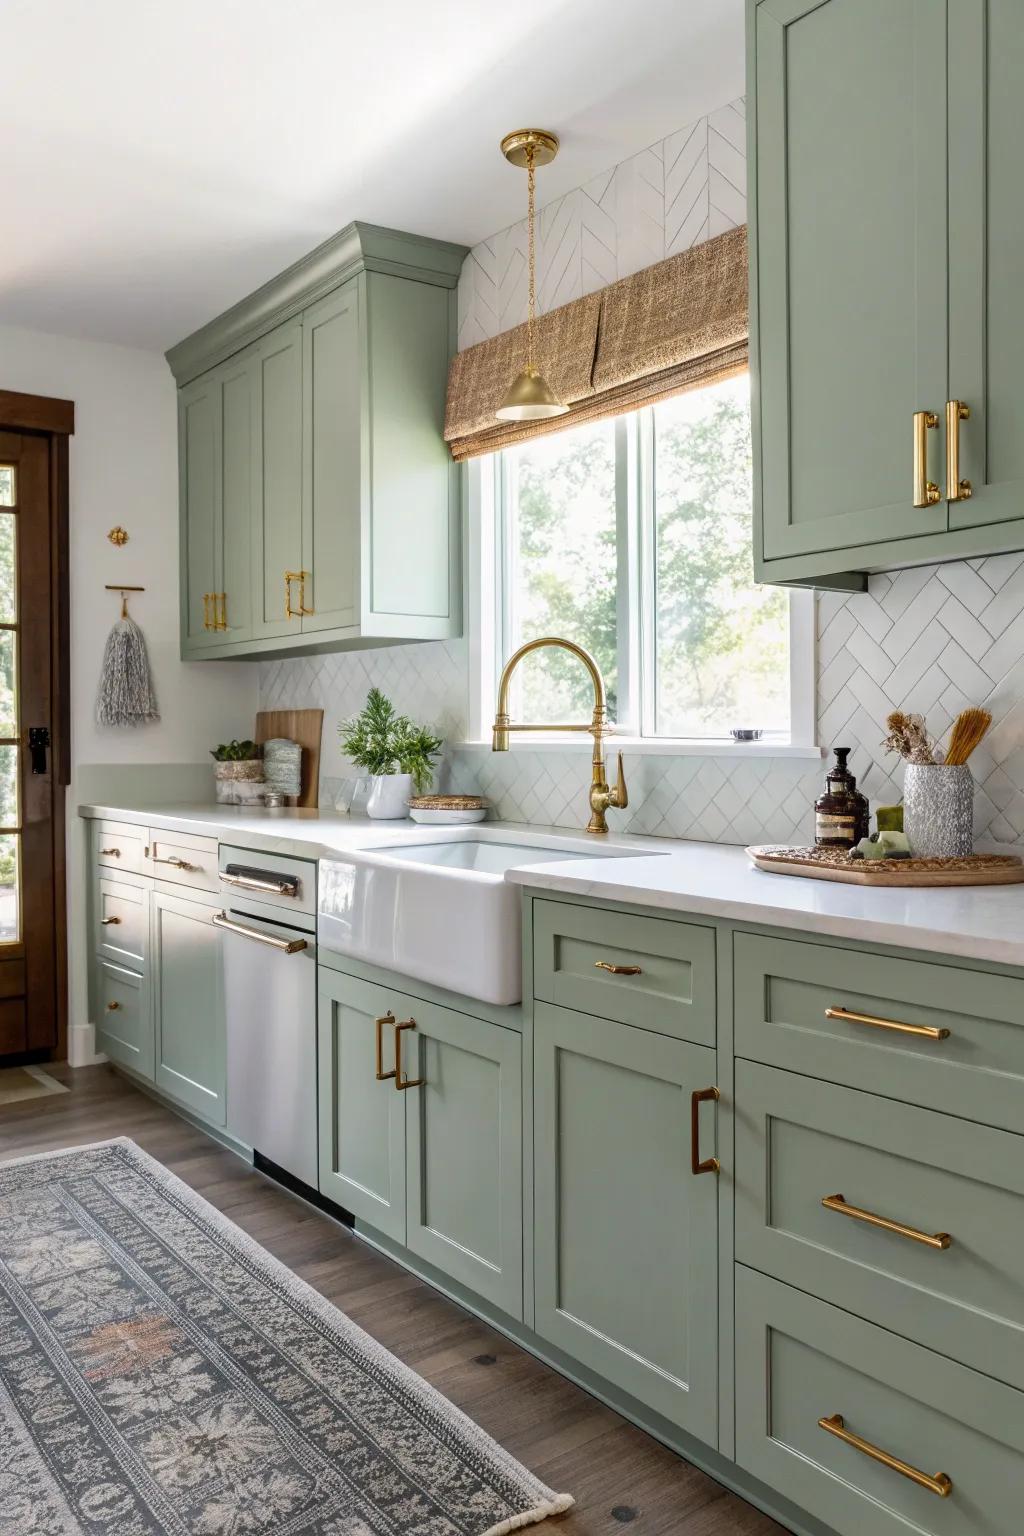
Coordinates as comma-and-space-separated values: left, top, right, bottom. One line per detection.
0, 1064, 789, 1536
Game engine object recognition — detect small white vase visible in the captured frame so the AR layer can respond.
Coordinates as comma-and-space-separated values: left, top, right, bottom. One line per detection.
366, 772, 414, 819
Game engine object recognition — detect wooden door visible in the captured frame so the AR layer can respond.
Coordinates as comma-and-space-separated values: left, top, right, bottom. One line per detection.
177, 374, 222, 651
317, 968, 406, 1240
947, 1, 1024, 532
753, 0, 948, 563
251, 320, 304, 640
533, 1001, 719, 1440
0, 433, 57, 1055
403, 998, 523, 1318
301, 280, 361, 635
152, 891, 225, 1124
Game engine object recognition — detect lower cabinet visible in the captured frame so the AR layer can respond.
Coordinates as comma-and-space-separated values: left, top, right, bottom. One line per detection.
96, 959, 152, 1078
151, 890, 226, 1126
317, 968, 524, 1319
533, 1000, 719, 1442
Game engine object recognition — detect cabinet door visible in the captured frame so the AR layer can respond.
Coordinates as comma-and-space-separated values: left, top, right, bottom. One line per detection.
947, 1, 1024, 533
152, 892, 225, 1125
301, 280, 361, 634
97, 961, 152, 1079
403, 997, 523, 1319
251, 319, 304, 640
217, 349, 257, 642
533, 1001, 719, 1440
754, 0, 948, 562
317, 970, 406, 1240
178, 373, 221, 652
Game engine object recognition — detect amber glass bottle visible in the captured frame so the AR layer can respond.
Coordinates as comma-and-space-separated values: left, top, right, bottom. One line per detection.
814, 747, 870, 848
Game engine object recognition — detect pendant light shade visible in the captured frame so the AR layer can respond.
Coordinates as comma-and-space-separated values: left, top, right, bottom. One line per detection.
496, 129, 567, 423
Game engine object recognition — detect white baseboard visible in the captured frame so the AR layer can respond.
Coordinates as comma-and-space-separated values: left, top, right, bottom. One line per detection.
68, 1022, 106, 1068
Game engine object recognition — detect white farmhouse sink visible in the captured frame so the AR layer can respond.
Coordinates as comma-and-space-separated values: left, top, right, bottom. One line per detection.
317, 830, 660, 1006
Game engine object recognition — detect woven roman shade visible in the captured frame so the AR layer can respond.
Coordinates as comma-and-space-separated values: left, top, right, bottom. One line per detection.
444, 225, 748, 461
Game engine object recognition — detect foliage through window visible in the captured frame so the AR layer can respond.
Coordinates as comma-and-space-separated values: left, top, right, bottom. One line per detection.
496, 372, 790, 738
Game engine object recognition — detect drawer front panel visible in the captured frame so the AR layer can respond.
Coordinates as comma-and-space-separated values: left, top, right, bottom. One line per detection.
96, 878, 148, 970
734, 932, 1024, 1131
93, 821, 147, 876
218, 844, 316, 915
736, 1061, 1024, 1390
147, 831, 219, 893
96, 961, 152, 1079
736, 1268, 1024, 1536
533, 899, 716, 1044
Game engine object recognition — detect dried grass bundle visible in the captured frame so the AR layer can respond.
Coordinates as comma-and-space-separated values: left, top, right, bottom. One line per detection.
945, 707, 992, 766
882, 711, 936, 765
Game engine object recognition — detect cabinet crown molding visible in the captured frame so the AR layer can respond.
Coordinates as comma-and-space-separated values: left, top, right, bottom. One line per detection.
166, 220, 468, 386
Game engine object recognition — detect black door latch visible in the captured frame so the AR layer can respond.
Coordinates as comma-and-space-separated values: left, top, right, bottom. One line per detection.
28, 726, 50, 775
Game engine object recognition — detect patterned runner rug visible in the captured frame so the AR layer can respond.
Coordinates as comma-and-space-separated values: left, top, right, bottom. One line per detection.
0, 1139, 573, 1535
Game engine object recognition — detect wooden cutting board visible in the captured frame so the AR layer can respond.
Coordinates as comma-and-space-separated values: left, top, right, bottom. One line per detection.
747, 845, 1024, 887
255, 709, 324, 809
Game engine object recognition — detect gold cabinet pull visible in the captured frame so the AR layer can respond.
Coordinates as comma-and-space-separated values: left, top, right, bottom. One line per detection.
691, 1086, 720, 1175
99, 847, 121, 858
215, 592, 228, 631
825, 1006, 950, 1041
818, 1414, 952, 1499
203, 592, 212, 630
100, 916, 122, 926
211, 912, 308, 952
945, 399, 972, 501
105, 1000, 121, 1012
394, 1019, 424, 1090
152, 855, 198, 872
374, 1012, 396, 1081
822, 1193, 951, 1250
595, 960, 643, 976
912, 411, 940, 506
285, 570, 313, 619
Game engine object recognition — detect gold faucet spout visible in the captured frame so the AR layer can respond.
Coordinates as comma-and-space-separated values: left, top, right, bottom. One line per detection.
491, 636, 627, 834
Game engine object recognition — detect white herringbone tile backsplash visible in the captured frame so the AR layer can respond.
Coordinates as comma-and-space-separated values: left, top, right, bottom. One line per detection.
259, 97, 1024, 848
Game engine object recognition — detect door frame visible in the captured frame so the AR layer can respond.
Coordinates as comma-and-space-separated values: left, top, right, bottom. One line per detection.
0, 389, 73, 1060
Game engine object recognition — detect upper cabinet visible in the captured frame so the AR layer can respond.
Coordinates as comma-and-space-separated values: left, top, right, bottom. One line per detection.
749, 0, 1024, 590
168, 223, 467, 659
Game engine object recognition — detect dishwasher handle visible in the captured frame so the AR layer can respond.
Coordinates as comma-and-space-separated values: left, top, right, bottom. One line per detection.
212, 912, 308, 953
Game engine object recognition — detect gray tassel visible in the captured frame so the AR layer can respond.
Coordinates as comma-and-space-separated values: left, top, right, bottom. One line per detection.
96, 614, 159, 727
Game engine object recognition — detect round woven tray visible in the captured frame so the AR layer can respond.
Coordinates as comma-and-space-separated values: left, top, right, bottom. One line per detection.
747, 845, 1024, 887
408, 794, 487, 810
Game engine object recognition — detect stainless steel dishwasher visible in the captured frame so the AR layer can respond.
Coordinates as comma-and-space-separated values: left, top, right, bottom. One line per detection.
215, 847, 318, 1189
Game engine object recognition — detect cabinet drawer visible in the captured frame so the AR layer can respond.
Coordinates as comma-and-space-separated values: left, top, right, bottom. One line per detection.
533, 899, 716, 1044
734, 932, 1024, 1132
96, 960, 152, 1078
96, 878, 148, 970
93, 820, 148, 875
736, 1061, 1024, 1390
736, 1268, 1024, 1536
218, 843, 315, 915
147, 830, 219, 893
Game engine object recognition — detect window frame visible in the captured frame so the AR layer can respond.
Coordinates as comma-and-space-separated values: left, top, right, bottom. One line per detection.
466, 395, 816, 752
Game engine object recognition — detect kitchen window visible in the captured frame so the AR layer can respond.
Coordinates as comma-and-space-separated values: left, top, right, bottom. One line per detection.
472, 371, 811, 745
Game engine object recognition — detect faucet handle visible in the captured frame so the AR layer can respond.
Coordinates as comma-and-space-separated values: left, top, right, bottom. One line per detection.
610, 751, 628, 810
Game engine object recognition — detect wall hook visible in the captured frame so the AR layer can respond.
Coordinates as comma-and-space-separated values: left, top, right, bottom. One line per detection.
105, 583, 145, 620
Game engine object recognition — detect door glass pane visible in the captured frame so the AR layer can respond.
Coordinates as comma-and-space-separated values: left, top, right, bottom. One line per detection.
0, 835, 18, 942
0, 745, 18, 828
0, 467, 14, 506
0, 515, 14, 622
0, 631, 15, 736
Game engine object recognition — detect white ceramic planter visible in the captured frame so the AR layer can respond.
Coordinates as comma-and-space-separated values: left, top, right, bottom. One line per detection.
365, 772, 414, 819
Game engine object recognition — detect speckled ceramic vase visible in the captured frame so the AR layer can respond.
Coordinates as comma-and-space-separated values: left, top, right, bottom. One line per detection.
903, 763, 974, 857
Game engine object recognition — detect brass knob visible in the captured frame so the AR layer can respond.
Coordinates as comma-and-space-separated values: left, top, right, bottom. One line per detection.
106, 1000, 121, 1012
101, 916, 122, 926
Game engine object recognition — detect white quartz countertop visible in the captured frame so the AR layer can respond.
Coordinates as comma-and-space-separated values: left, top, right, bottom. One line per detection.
78, 802, 1024, 970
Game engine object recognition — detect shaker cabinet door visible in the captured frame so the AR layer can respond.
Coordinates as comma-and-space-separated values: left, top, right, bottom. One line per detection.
216, 349, 257, 643
251, 319, 304, 641
178, 373, 221, 651
754, 0, 948, 564
301, 280, 362, 635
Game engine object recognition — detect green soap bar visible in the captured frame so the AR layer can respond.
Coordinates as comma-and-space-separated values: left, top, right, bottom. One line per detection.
856, 836, 886, 859
877, 803, 904, 833
877, 830, 910, 855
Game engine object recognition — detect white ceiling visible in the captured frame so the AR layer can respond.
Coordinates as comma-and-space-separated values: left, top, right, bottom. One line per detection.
3, 0, 743, 352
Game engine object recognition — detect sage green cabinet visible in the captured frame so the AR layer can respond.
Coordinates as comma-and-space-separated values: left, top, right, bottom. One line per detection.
317, 968, 524, 1318
749, 0, 1024, 587
151, 890, 225, 1126
533, 1000, 719, 1440
96, 960, 152, 1078
172, 222, 466, 660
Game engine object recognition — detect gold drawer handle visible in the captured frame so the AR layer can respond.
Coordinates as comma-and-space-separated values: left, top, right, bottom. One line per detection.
374, 1012, 396, 1082
945, 399, 972, 501
285, 570, 313, 618
153, 855, 198, 871
395, 1019, 424, 1091
822, 1194, 951, 1250
595, 961, 643, 976
105, 1000, 121, 1012
912, 410, 940, 507
100, 916, 122, 926
99, 847, 121, 858
818, 1414, 952, 1499
691, 1086, 720, 1175
825, 1006, 949, 1041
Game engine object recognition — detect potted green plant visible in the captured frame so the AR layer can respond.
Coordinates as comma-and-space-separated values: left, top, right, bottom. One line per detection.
339, 689, 443, 819
210, 740, 263, 804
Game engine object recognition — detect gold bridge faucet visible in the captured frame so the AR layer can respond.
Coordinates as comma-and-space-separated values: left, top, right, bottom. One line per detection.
492, 637, 628, 834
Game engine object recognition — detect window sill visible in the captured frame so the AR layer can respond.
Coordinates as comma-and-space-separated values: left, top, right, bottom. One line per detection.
454, 737, 824, 760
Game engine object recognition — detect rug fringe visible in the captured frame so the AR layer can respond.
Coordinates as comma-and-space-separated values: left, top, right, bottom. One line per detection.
482, 1493, 576, 1535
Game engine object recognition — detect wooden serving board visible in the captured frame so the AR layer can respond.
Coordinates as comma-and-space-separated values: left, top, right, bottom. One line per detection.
255, 709, 323, 809
747, 845, 1024, 887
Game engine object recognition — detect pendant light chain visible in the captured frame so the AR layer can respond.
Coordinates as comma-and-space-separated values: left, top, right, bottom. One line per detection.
494, 127, 567, 422
526, 141, 536, 376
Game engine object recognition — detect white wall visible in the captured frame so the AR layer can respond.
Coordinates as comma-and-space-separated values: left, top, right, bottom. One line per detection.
0, 321, 258, 1060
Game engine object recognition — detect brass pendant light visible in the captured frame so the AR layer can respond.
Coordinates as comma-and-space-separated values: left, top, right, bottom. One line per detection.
495, 129, 569, 423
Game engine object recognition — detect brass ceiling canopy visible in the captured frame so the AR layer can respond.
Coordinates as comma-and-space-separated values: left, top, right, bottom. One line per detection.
495, 129, 569, 424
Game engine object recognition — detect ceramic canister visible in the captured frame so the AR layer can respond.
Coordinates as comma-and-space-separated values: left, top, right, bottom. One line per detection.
902, 762, 974, 857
